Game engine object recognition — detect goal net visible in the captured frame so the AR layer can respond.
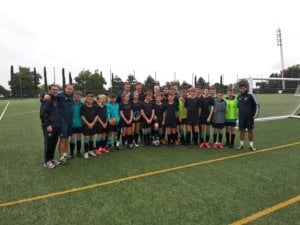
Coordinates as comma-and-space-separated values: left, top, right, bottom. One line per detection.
240, 77, 300, 122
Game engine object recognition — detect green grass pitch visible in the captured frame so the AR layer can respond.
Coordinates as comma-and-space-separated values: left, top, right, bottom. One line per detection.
0, 96, 299, 225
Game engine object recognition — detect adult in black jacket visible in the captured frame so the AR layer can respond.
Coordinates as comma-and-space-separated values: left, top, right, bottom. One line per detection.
40, 84, 60, 169
237, 82, 259, 151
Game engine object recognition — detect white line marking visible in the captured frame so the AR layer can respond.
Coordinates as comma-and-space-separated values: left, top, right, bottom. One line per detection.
0, 101, 10, 121
6, 110, 39, 116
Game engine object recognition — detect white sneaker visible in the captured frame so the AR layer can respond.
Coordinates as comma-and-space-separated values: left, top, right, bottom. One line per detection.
88, 151, 96, 157
249, 146, 257, 151
237, 145, 244, 150
51, 159, 60, 166
84, 152, 89, 159
44, 161, 55, 169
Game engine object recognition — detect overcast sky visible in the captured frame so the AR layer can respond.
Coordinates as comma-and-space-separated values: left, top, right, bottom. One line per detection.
1, 0, 299, 89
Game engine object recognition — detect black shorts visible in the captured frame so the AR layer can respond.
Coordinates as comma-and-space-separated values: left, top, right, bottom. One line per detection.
82, 125, 96, 136
212, 123, 225, 129
199, 116, 211, 125
108, 124, 119, 132
132, 118, 141, 123
142, 119, 153, 129
60, 122, 72, 138
72, 127, 82, 134
239, 117, 254, 130
225, 121, 237, 127
120, 119, 132, 128
165, 118, 177, 128
178, 118, 187, 125
95, 122, 107, 134
154, 118, 164, 127
186, 117, 198, 126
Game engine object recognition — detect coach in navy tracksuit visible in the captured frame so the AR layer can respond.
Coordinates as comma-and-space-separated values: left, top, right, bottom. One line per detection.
57, 84, 74, 163
237, 82, 259, 151
40, 84, 60, 169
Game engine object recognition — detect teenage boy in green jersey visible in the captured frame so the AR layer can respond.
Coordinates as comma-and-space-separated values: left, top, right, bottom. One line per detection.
178, 90, 187, 145
224, 88, 238, 148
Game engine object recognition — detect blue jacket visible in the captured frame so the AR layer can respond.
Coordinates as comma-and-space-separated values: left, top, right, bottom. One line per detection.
72, 101, 83, 128
106, 101, 120, 123
57, 92, 73, 124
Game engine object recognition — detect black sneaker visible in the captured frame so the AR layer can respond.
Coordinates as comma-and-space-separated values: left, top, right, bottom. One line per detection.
224, 142, 230, 146
76, 152, 83, 158
228, 145, 234, 148
69, 154, 74, 160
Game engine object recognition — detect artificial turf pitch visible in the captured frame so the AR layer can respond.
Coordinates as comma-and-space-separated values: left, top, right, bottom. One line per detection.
0, 99, 299, 225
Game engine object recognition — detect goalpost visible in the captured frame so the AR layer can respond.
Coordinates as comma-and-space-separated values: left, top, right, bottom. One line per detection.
240, 77, 300, 122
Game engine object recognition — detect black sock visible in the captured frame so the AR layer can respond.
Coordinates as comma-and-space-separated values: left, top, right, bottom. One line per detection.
155, 130, 159, 139
226, 132, 230, 144
76, 140, 81, 153
89, 140, 94, 150
213, 133, 217, 143
186, 131, 191, 145
172, 133, 177, 143
122, 135, 126, 146
206, 134, 210, 143
218, 133, 223, 143
167, 134, 171, 144
84, 142, 89, 153
128, 135, 133, 145
193, 132, 198, 145
231, 134, 235, 145
70, 142, 75, 155
134, 133, 139, 143
96, 140, 100, 149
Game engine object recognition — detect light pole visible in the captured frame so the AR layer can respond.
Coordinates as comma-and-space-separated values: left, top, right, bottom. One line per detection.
276, 28, 285, 91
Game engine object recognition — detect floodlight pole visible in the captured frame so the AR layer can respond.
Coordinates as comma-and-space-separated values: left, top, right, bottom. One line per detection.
276, 28, 285, 90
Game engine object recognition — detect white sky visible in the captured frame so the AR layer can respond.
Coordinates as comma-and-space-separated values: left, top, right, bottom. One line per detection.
1, 0, 300, 89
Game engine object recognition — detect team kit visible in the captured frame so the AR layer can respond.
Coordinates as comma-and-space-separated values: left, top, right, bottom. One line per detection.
40, 83, 259, 169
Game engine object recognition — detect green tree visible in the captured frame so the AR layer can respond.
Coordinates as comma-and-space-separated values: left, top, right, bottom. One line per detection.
43, 67, 48, 92
126, 74, 137, 92
74, 69, 107, 95
62, 68, 66, 89
108, 74, 124, 94
195, 76, 208, 88
69, 72, 73, 84
8, 66, 41, 98
144, 75, 156, 91
0, 85, 10, 98
285, 64, 300, 93
180, 81, 192, 90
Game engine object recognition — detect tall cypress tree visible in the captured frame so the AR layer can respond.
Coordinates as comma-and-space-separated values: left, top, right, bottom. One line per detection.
62, 68, 66, 89
10, 65, 14, 96
69, 72, 72, 84
43, 67, 48, 92
33, 67, 38, 97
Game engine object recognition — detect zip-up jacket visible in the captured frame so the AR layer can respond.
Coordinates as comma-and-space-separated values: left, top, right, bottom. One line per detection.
237, 92, 259, 119
57, 92, 73, 124
40, 95, 60, 129
106, 101, 120, 123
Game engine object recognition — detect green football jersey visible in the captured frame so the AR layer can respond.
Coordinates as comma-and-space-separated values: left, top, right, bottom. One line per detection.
225, 96, 238, 121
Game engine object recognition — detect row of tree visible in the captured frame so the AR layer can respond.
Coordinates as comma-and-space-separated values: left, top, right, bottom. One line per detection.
1, 64, 299, 98
2, 66, 227, 98
255, 65, 300, 93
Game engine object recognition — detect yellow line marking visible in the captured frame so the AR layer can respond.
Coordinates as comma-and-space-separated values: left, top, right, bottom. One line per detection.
0, 141, 300, 208
230, 195, 300, 225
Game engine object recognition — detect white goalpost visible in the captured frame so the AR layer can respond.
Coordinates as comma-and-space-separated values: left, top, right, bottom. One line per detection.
240, 77, 300, 122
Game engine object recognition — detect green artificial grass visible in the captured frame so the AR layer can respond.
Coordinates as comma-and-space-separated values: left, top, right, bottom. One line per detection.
0, 99, 299, 225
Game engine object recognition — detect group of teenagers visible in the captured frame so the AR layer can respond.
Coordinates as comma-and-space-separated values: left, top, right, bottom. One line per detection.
40, 81, 259, 169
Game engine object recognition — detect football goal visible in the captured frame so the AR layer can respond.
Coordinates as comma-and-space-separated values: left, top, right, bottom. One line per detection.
239, 77, 300, 122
